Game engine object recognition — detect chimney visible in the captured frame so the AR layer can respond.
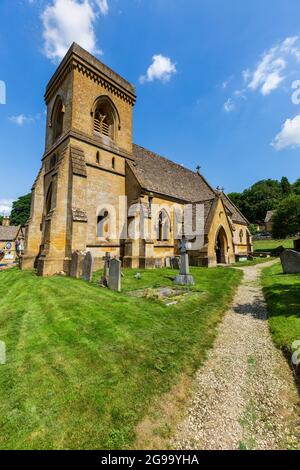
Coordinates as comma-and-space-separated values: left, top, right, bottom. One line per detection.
2, 216, 10, 227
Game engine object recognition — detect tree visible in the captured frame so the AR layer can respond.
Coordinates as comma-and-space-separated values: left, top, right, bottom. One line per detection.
10, 193, 31, 226
228, 179, 283, 223
292, 178, 300, 195
280, 176, 291, 195
272, 194, 300, 239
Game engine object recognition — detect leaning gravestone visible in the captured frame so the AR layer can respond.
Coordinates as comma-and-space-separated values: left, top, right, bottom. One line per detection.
70, 251, 84, 279
280, 250, 300, 274
81, 251, 94, 282
108, 258, 121, 292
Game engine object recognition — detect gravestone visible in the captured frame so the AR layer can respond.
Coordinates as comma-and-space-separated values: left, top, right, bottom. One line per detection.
280, 249, 300, 274
171, 257, 180, 269
174, 237, 195, 286
81, 251, 94, 282
103, 252, 111, 278
108, 258, 121, 292
70, 251, 84, 279
165, 257, 171, 268
294, 238, 300, 252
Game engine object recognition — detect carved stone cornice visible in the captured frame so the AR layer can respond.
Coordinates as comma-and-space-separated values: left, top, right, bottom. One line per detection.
45, 43, 136, 107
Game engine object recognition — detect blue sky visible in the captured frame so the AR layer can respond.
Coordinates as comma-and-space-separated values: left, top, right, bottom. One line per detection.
1, 0, 300, 214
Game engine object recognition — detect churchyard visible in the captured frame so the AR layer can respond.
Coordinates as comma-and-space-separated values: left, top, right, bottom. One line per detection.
0, 265, 241, 450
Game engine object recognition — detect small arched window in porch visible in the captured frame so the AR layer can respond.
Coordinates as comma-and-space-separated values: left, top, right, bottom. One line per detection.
157, 210, 170, 241
96, 151, 100, 164
112, 157, 115, 169
97, 209, 110, 238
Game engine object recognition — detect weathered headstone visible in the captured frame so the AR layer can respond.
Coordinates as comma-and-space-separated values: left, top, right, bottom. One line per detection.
294, 238, 300, 252
104, 252, 111, 277
108, 258, 121, 292
70, 250, 84, 279
280, 249, 300, 274
174, 237, 195, 286
81, 251, 94, 282
165, 257, 171, 268
171, 257, 180, 269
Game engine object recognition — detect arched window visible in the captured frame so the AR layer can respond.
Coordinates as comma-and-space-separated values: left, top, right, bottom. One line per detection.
97, 209, 110, 238
112, 157, 115, 169
157, 210, 170, 241
45, 183, 53, 216
239, 229, 244, 243
52, 98, 64, 143
96, 151, 100, 164
94, 100, 115, 139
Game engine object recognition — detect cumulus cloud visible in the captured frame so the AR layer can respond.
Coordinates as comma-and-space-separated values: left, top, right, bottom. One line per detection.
272, 115, 300, 150
0, 199, 13, 216
224, 36, 300, 112
139, 54, 177, 84
8, 114, 35, 126
41, 0, 109, 62
245, 36, 300, 95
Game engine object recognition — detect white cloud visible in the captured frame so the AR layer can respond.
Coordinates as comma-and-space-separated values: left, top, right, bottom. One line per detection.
140, 54, 177, 84
223, 98, 235, 113
272, 114, 300, 150
0, 199, 13, 216
222, 36, 300, 113
246, 36, 300, 96
8, 114, 35, 126
95, 0, 108, 15
41, 0, 109, 62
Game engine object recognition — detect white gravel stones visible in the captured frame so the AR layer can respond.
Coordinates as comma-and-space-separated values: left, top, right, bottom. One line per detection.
172, 261, 300, 450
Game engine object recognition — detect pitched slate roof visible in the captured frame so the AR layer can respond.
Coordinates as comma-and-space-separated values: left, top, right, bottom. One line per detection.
131, 144, 216, 203
131, 144, 248, 225
0, 226, 21, 241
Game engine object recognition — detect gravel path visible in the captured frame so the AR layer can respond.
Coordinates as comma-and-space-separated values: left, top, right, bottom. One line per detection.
173, 261, 300, 450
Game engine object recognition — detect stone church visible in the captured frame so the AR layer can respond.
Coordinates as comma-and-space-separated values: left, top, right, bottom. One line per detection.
22, 43, 252, 276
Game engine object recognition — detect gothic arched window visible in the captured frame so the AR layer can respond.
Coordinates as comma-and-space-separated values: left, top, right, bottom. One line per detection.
157, 210, 170, 241
239, 229, 244, 243
94, 100, 115, 139
97, 209, 110, 238
52, 98, 64, 143
45, 183, 53, 216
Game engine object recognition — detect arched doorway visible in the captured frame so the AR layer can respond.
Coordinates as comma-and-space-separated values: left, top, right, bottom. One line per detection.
215, 226, 228, 264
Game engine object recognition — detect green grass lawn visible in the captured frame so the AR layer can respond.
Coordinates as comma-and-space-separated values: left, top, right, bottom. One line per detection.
254, 238, 295, 253
262, 263, 300, 353
0, 266, 242, 450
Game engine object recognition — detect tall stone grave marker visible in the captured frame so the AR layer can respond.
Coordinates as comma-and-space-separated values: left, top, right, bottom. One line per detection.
82, 251, 94, 282
108, 258, 121, 292
70, 251, 84, 279
174, 237, 195, 286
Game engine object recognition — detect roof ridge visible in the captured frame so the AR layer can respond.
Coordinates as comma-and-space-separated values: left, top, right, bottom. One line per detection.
133, 143, 200, 177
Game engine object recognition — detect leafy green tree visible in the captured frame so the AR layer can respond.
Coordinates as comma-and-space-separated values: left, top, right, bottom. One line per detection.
248, 224, 258, 236
272, 194, 300, 238
292, 178, 300, 195
229, 179, 283, 223
10, 193, 31, 226
0, 215, 3, 225
280, 176, 291, 195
